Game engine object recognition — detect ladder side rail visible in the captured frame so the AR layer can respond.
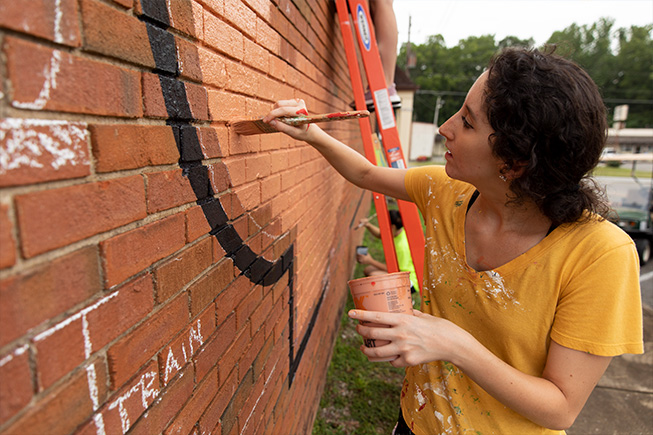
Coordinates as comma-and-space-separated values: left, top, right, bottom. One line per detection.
336, 0, 399, 273
346, 0, 426, 292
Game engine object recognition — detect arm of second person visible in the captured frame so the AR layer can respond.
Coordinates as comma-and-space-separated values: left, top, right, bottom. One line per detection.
263, 100, 410, 201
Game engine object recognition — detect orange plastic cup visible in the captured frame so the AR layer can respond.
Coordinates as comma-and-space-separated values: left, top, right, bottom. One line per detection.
347, 272, 414, 361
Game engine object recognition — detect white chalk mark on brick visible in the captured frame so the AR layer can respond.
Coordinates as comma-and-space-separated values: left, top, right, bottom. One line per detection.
0, 118, 89, 174
108, 371, 159, 434
0, 344, 28, 368
12, 0, 63, 110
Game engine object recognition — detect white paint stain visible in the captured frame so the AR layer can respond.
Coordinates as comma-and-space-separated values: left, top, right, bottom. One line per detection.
0, 118, 89, 174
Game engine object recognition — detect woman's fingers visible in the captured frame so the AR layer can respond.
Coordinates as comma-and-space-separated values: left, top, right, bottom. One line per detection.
348, 309, 404, 326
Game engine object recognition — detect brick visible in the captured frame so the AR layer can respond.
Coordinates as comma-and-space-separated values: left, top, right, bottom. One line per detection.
154, 237, 212, 303
256, 18, 281, 54
215, 275, 250, 324
198, 365, 238, 434
33, 315, 85, 391
146, 168, 202, 213
193, 313, 236, 381
163, 369, 218, 435
107, 293, 188, 388
224, 58, 260, 98
223, 156, 247, 187
168, 0, 203, 39
33, 274, 153, 390
142, 73, 208, 120
243, 36, 270, 73
197, 46, 227, 88
2, 359, 108, 435
219, 362, 253, 435
198, 126, 225, 159
176, 37, 203, 83
217, 324, 249, 383
15, 175, 146, 258
260, 173, 281, 204
128, 365, 194, 435
246, 153, 271, 182
81, 0, 155, 68
0, 346, 32, 425
0, 0, 81, 47
204, 10, 244, 60
239, 328, 265, 382
189, 259, 234, 317
100, 213, 185, 288
236, 285, 263, 331
232, 181, 261, 212
158, 307, 215, 385
208, 161, 230, 194
0, 118, 90, 187
238, 368, 265, 434
223, 0, 257, 39
186, 207, 213, 243
5, 37, 142, 117
0, 204, 16, 269
90, 124, 179, 172
0, 246, 101, 347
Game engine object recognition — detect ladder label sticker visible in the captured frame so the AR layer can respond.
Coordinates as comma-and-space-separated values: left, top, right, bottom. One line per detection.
373, 89, 396, 130
356, 4, 372, 51
387, 147, 406, 169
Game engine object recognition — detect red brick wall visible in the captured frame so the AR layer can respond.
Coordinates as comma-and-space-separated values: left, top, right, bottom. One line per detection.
0, 0, 370, 433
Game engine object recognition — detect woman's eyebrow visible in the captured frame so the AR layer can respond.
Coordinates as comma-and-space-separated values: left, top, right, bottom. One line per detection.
463, 103, 478, 122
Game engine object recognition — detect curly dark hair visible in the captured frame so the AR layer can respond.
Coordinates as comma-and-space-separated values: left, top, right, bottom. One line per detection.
484, 46, 610, 226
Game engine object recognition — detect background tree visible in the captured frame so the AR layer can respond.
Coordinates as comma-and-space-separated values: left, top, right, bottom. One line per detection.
398, 18, 652, 128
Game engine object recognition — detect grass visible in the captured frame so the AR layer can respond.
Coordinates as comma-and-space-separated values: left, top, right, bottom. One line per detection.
312, 209, 406, 435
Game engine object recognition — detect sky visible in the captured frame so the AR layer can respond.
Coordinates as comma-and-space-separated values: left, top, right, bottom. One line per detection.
394, 0, 653, 48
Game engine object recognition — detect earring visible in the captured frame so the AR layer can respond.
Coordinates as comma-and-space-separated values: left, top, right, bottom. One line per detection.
499, 174, 507, 182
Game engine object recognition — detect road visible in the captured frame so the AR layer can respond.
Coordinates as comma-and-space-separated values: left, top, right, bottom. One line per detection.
595, 176, 652, 307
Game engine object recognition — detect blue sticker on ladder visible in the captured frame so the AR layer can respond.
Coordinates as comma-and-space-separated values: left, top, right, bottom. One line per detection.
356, 4, 372, 51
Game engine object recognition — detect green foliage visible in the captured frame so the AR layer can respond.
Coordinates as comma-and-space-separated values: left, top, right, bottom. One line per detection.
312, 201, 425, 434
312, 208, 405, 435
398, 18, 653, 127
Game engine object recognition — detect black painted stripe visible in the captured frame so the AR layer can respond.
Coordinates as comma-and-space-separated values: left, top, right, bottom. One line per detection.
139, 0, 310, 385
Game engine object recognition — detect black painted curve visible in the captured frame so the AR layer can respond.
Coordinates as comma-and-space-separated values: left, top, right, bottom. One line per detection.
139, 0, 302, 383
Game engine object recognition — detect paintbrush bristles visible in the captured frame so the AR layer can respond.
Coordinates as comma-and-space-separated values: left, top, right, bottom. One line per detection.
231, 119, 278, 135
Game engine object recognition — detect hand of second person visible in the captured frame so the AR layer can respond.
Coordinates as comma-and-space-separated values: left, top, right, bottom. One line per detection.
348, 309, 470, 368
262, 99, 321, 142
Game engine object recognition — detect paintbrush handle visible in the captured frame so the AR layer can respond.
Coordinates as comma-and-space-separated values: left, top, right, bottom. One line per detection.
279, 110, 369, 126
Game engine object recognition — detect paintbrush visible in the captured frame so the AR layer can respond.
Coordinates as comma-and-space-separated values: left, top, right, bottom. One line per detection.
230, 110, 370, 135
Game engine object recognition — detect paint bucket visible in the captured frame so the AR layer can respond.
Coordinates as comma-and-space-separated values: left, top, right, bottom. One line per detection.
347, 271, 413, 361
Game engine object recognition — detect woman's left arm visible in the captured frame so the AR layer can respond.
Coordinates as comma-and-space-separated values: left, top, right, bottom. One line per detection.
350, 309, 612, 430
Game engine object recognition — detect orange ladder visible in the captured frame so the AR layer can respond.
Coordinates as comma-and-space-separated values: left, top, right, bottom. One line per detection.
336, 0, 425, 293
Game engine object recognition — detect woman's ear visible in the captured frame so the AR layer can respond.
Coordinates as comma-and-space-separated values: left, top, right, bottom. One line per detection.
500, 161, 528, 180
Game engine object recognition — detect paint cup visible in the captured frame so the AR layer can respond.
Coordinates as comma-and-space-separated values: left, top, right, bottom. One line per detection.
348, 271, 414, 362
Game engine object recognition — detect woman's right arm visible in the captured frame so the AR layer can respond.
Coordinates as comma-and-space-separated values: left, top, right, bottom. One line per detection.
263, 100, 410, 202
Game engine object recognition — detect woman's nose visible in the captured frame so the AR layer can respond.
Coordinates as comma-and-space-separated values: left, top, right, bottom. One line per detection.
438, 116, 453, 140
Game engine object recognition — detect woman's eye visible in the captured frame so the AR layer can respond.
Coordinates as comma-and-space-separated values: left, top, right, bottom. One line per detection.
461, 115, 473, 129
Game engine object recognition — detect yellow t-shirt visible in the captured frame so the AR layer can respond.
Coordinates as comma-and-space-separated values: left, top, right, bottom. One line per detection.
402, 166, 644, 435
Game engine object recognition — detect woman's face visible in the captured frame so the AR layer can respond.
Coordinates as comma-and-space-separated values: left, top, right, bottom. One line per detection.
439, 72, 504, 186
